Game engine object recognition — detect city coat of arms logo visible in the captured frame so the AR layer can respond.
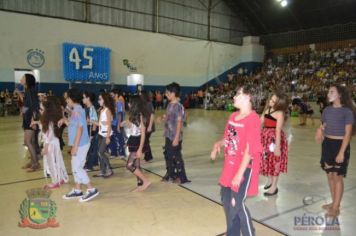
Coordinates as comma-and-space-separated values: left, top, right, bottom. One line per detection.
18, 188, 59, 229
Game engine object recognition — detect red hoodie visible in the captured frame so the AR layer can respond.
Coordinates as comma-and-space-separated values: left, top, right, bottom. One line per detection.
219, 111, 262, 196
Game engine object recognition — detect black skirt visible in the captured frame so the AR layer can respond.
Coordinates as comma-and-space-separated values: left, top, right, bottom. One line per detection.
321, 137, 350, 177
127, 135, 148, 153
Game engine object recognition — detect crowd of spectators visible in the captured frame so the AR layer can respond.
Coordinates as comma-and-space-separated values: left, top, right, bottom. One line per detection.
184, 45, 356, 113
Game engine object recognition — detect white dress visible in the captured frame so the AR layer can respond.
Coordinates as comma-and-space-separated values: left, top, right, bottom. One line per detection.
42, 122, 69, 184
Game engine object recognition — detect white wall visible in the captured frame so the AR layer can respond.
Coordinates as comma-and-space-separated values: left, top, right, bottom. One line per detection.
0, 11, 263, 87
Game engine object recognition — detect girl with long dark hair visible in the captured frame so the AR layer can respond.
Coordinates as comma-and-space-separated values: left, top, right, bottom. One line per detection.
122, 95, 151, 192
140, 90, 155, 162
83, 91, 99, 171
316, 84, 355, 217
108, 89, 126, 158
93, 92, 115, 178
32, 96, 69, 189
20, 74, 40, 172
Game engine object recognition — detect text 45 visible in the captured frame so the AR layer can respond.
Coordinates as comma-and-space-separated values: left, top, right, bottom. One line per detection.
69, 47, 93, 70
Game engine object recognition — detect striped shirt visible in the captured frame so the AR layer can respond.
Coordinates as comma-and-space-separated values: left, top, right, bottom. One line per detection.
321, 106, 354, 136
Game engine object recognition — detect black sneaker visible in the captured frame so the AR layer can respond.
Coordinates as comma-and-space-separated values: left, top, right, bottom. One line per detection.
79, 188, 99, 202
63, 189, 83, 200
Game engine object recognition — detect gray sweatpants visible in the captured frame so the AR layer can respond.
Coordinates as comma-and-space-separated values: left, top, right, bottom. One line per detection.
71, 143, 90, 185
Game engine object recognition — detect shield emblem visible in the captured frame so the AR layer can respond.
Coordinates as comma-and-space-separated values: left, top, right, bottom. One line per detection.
28, 198, 50, 224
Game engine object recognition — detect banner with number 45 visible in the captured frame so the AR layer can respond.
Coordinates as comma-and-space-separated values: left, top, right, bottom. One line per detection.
62, 43, 111, 82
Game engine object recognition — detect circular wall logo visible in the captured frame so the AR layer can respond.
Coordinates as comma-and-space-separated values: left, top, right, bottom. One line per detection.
27, 49, 45, 68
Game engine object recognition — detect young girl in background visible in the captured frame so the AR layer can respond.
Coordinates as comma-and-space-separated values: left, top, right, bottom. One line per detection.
122, 96, 151, 192
20, 74, 40, 172
140, 91, 155, 163
211, 84, 262, 236
260, 92, 289, 196
316, 84, 355, 217
34, 96, 69, 189
108, 89, 126, 158
83, 91, 99, 171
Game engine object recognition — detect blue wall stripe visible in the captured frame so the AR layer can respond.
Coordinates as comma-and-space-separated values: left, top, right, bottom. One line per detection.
0, 62, 262, 97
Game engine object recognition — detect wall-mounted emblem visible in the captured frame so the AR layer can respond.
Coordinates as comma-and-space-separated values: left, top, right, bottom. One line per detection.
27, 49, 45, 68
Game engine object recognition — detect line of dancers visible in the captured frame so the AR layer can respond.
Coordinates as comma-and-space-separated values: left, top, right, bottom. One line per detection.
19, 74, 190, 202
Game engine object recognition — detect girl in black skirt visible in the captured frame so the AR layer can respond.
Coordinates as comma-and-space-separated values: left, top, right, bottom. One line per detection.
315, 84, 356, 217
121, 96, 151, 192
19, 74, 40, 172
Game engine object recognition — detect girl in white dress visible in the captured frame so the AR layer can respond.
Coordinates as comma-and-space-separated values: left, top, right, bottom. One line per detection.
34, 96, 69, 189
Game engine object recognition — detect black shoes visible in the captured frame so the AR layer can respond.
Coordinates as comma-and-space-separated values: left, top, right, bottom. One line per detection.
63, 189, 83, 200
103, 171, 114, 179
79, 188, 99, 202
264, 184, 272, 190
264, 188, 278, 196
93, 173, 104, 178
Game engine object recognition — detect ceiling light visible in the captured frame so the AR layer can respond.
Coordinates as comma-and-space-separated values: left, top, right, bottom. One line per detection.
276, 0, 282, 2
281, 0, 288, 7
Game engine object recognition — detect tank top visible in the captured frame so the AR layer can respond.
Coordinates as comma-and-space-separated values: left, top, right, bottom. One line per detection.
264, 108, 277, 128
99, 108, 113, 137
127, 122, 142, 137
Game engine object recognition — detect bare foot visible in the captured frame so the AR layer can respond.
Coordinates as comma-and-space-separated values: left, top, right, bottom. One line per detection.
325, 208, 340, 218
322, 203, 333, 210
44, 183, 60, 190
22, 163, 32, 169
137, 182, 151, 192
131, 187, 141, 192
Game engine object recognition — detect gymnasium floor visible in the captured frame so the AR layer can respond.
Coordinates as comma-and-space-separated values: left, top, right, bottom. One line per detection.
0, 109, 355, 236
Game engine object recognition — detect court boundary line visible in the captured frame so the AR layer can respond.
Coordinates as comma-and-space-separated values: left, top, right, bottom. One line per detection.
142, 168, 289, 236
259, 185, 356, 222
5, 148, 354, 235
0, 165, 126, 186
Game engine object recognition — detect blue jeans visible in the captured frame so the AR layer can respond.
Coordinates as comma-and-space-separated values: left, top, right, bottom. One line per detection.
107, 126, 125, 157
221, 168, 255, 236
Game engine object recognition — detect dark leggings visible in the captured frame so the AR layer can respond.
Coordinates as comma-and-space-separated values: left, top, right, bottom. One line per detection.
24, 129, 39, 167
97, 135, 112, 175
126, 152, 143, 186
144, 132, 153, 162
85, 134, 99, 169
108, 126, 125, 157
